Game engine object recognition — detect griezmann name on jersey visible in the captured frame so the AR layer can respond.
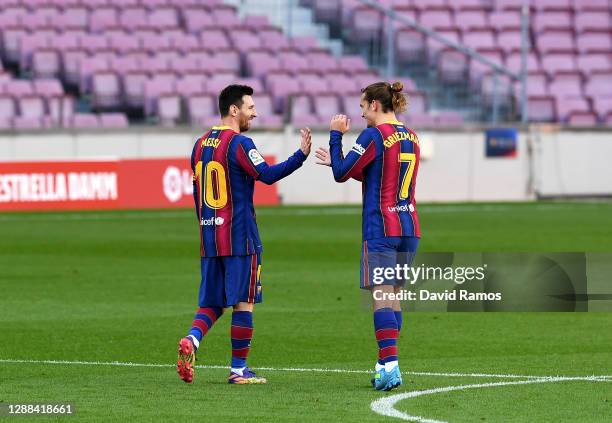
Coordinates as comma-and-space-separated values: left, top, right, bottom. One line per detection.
329, 121, 421, 240
191, 126, 306, 257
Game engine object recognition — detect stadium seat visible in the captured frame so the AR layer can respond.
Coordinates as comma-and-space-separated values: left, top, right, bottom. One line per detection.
99, 112, 129, 128
91, 71, 122, 110
527, 96, 557, 122
574, 11, 611, 34
556, 97, 592, 122
176, 73, 206, 99
187, 94, 217, 127
14, 95, 50, 129
253, 95, 283, 129
157, 94, 182, 126
71, 113, 100, 129
31, 49, 61, 78
0, 95, 16, 129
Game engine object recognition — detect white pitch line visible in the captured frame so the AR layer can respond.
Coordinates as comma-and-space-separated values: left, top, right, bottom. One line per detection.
0, 359, 610, 382
370, 376, 612, 423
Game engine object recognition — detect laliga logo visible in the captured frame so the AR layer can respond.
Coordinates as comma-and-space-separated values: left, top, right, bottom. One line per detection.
163, 166, 192, 203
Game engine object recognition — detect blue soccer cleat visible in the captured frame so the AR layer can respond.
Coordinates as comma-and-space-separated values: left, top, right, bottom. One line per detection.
373, 365, 402, 391
228, 367, 267, 384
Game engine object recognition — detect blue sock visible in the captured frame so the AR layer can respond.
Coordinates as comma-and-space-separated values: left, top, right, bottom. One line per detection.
231, 311, 253, 369
187, 306, 223, 350
395, 311, 403, 332
374, 308, 398, 366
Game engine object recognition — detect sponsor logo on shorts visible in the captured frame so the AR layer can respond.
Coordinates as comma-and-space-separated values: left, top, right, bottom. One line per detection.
388, 204, 415, 213
201, 216, 225, 226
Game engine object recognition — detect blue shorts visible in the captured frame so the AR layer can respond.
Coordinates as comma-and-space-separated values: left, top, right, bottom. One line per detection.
361, 236, 419, 289
198, 253, 262, 308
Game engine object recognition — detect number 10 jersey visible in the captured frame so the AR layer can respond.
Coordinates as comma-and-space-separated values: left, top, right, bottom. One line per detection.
191, 126, 307, 257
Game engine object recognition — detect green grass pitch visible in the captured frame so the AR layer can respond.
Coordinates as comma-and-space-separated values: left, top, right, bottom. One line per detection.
1, 202, 611, 422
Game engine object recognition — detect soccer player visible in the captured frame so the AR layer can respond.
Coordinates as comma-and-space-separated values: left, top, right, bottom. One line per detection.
177, 84, 312, 384
315, 82, 420, 391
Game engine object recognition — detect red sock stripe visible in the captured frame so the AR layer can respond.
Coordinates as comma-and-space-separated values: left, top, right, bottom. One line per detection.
197, 307, 219, 323
379, 345, 398, 360
231, 325, 253, 340
232, 347, 250, 358
192, 319, 211, 336
375, 328, 399, 341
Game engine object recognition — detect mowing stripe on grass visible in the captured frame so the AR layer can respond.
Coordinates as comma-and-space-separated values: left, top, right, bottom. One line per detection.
0, 203, 600, 222
1, 359, 610, 381
370, 376, 612, 423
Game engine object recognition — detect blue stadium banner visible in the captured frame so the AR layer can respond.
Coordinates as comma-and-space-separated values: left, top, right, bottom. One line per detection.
485, 128, 517, 158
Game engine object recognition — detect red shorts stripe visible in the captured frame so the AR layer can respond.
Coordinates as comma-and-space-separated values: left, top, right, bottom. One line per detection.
231, 325, 253, 340
247, 254, 257, 302
375, 328, 399, 341
379, 345, 398, 360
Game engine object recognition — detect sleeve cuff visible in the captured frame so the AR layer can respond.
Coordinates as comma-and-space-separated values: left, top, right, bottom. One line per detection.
295, 149, 307, 161
330, 130, 344, 141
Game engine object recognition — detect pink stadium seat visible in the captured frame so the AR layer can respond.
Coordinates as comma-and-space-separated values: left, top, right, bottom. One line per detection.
567, 111, 598, 126
549, 72, 584, 99
144, 72, 177, 117
119, 8, 148, 30
556, 97, 592, 122
313, 94, 341, 121
577, 32, 612, 54
454, 10, 490, 33
413, 0, 449, 11
534, 0, 572, 12
577, 54, 612, 78
462, 30, 496, 50
99, 113, 129, 128
494, 0, 524, 11
327, 75, 360, 95
89, 7, 119, 33
182, 8, 212, 33
0, 95, 16, 129
259, 29, 291, 51
157, 94, 182, 126
79, 55, 110, 93
176, 73, 206, 98
31, 49, 60, 78
57, 7, 88, 29
280, 52, 311, 74
34, 79, 64, 98
306, 52, 339, 74
533, 11, 573, 33
573, 0, 610, 12
92, 72, 122, 110
438, 49, 468, 83
396, 28, 426, 63
123, 71, 148, 108
541, 53, 578, 78
537, 30, 576, 54
200, 30, 231, 51
62, 48, 88, 86
253, 95, 283, 129
420, 10, 454, 30
187, 94, 217, 127
290, 94, 320, 128
299, 74, 329, 95
265, 73, 302, 113
168, 33, 200, 54
148, 7, 180, 29
585, 72, 612, 98
406, 91, 428, 114
527, 96, 557, 122
14, 95, 50, 130
505, 52, 541, 74
210, 51, 241, 74
574, 12, 611, 34
5, 80, 34, 97
246, 52, 282, 78
469, 49, 504, 87
427, 29, 460, 64
488, 11, 521, 31
592, 97, 612, 121
352, 6, 383, 42
338, 55, 370, 75
171, 55, 202, 76
71, 113, 100, 129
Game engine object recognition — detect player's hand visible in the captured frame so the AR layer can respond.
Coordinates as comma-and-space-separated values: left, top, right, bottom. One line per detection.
300, 127, 312, 156
315, 147, 331, 166
330, 114, 350, 134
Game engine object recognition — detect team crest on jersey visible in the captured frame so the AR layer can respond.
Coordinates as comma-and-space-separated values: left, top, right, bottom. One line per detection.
351, 143, 366, 155
248, 149, 265, 165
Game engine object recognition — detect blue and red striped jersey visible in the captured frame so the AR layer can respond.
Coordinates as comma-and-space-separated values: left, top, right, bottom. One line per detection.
329, 121, 421, 240
191, 126, 307, 257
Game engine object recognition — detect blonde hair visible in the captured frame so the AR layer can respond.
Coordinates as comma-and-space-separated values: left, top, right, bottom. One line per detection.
361, 81, 407, 114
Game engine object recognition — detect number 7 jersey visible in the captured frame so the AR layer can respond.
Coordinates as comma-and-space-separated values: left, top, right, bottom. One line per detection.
191, 126, 307, 257
329, 121, 421, 240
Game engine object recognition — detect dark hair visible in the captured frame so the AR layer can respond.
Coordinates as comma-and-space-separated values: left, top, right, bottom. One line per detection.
361, 81, 407, 113
218, 84, 254, 117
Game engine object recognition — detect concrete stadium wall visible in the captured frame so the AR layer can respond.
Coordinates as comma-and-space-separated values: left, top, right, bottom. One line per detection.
1, 127, 611, 203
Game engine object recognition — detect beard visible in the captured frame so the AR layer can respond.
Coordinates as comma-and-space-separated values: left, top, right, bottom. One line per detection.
239, 116, 251, 132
